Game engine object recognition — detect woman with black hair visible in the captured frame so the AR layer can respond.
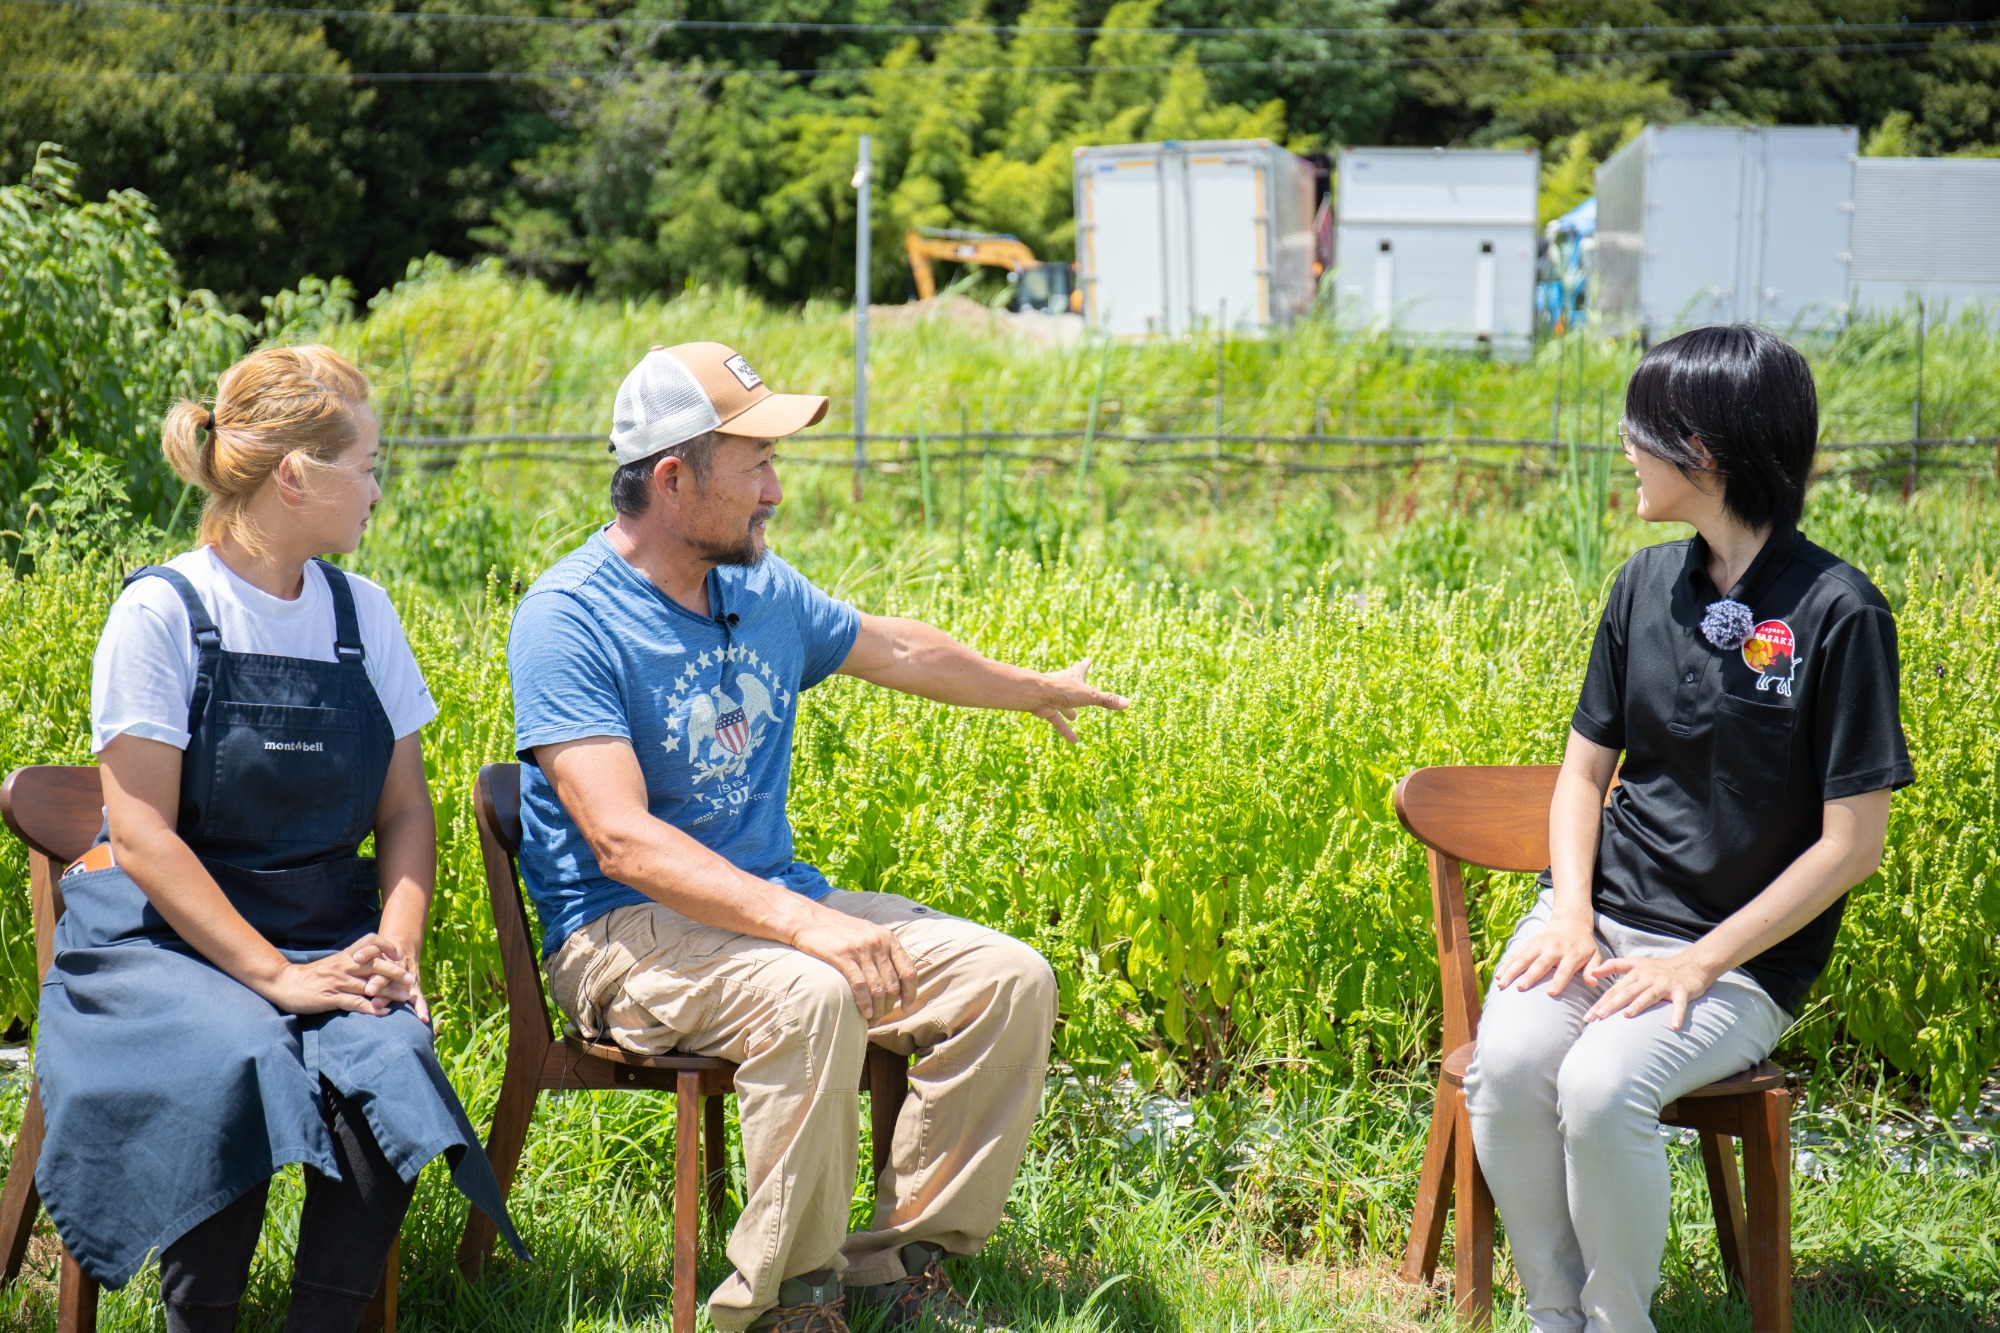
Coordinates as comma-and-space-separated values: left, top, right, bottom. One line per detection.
1465, 325, 1913, 1333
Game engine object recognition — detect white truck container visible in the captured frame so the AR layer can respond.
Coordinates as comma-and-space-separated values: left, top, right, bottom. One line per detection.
1850, 156, 2000, 316
1594, 125, 1858, 341
1331, 146, 1539, 356
1072, 139, 1317, 337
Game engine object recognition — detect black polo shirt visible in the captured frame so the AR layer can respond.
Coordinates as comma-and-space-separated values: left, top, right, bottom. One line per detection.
1567, 527, 1914, 1014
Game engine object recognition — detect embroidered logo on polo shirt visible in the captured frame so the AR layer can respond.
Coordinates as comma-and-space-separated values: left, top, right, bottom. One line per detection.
1742, 620, 1797, 697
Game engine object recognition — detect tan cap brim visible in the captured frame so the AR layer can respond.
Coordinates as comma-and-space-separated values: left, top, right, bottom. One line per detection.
716, 392, 829, 441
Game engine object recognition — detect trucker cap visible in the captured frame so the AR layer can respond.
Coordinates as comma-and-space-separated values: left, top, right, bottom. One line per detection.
609, 341, 830, 465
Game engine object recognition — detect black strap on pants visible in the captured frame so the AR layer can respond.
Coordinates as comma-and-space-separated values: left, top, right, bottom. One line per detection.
159, 1081, 415, 1333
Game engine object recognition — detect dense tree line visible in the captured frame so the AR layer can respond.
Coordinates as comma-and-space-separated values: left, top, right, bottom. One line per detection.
3, 0, 1994, 308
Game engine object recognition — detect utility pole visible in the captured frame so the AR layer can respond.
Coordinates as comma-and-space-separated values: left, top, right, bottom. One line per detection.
851, 133, 872, 503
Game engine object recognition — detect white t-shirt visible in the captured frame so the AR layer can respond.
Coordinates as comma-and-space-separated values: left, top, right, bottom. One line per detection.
91, 547, 437, 753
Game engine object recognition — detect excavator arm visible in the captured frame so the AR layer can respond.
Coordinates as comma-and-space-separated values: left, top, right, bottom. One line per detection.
904, 228, 1043, 300
902, 227, 1078, 314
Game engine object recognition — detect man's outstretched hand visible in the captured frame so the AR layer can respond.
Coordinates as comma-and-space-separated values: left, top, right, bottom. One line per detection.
836, 617, 1129, 740
1030, 658, 1129, 743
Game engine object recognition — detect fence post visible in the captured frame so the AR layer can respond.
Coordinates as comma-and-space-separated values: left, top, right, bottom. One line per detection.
1077, 338, 1109, 512
1908, 296, 1924, 500
957, 403, 969, 551
1551, 329, 1565, 472
1212, 313, 1225, 509
980, 393, 993, 546
916, 409, 933, 534
852, 133, 872, 503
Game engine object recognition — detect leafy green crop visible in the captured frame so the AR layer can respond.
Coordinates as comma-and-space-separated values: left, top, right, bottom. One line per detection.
6, 176, 1998, 1112
5, 537, 1996, 1112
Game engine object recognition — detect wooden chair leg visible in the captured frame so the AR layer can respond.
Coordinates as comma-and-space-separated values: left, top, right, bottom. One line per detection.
1400, 1074, 1457, 1285
1698, 1130, 1750, 1292
457, 1040, 544, 1280
704, 1092, 730, 1227
1451, 1089, 1494, 1332
866, 1047, 909, 1188
0, 1081, 47, 1283
56, 1243, 96, 1333
673, 1070, 702, 1333
358, 1236, 399, 1333
1741, 1089, 1793, 1333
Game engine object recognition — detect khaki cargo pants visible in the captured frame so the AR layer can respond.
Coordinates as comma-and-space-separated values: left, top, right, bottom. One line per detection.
547, 889, 1058, 1331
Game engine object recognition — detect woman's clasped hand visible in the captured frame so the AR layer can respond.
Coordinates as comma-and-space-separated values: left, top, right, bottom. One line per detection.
264, 932, 427, 1019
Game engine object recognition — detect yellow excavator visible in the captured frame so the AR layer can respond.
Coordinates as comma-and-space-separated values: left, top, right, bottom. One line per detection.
903, 227, 1079, 315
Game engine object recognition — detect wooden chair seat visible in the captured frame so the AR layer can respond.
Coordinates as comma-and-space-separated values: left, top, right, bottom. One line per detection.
0, 766, 398, 1333
458, 763, 911, 1333
1394, 765, 1795, 1333
1440, 1041, 1786, 1105
566, 1037, 738, 1075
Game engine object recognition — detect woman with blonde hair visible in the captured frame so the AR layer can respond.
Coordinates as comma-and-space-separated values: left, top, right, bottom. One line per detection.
35, 345, 525, 1331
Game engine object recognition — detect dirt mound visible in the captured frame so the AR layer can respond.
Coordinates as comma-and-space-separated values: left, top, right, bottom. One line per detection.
865, 295, 1084, 349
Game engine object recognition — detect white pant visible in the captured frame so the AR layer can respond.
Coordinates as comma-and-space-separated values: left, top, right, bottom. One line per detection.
1464, 890, 1791, 1333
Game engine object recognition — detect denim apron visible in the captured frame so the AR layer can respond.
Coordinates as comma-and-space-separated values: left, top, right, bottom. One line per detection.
35, 560, 528, 1287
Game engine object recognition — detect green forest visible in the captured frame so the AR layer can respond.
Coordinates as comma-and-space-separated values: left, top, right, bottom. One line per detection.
4, 0, 1997, 309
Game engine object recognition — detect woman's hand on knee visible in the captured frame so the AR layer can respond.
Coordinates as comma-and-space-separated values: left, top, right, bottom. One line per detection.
1583, 953, 1714, 1029
259, 934, 420, 1016
1494, 917, 1602, 996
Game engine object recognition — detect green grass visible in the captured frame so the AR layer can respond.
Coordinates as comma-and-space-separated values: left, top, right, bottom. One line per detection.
4, 1051, 1995, 1331
334, 262, 2000, 466
7, 463, 2000, 1104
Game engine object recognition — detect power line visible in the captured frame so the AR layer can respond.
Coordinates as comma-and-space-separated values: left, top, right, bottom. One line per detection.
5, 36, 1984, 82
7, 0, 1998, 43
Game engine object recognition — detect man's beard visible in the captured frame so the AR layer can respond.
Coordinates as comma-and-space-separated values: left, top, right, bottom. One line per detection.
693, 505, 775, 567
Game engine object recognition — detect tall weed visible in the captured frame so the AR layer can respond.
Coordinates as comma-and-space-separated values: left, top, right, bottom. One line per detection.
9, 534, 1993, 1108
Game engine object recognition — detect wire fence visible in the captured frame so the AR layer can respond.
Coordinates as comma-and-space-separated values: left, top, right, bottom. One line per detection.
383, 427, 2000, 488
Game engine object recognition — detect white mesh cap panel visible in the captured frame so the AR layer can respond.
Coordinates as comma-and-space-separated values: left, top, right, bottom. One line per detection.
609, 350, 722, 463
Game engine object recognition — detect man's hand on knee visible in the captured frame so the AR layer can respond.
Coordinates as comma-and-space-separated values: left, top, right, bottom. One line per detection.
790, 910, 918, 1020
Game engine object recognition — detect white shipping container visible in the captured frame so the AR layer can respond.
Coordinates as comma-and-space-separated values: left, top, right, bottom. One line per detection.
1073, 140, 1317, 337
1595, 125, 1857, 341
1850, 157, 2000, 315
1331, 147, 1539, 355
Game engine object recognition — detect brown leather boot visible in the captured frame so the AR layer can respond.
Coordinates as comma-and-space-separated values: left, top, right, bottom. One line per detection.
748, 1269, 851, 1332
846, 1243, 1008, 1332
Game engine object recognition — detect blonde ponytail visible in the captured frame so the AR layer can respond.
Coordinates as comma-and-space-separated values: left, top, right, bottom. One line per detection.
160, 399, 221, 495
162, 345, 372, 556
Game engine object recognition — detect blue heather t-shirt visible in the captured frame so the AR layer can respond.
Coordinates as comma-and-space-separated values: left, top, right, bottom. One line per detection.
508, 530, 861, 955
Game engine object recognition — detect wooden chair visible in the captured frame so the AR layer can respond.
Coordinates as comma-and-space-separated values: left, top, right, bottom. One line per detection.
456, 762, 912, 1333
1394, 765, 1793, 1333
0, 765, 399, 1333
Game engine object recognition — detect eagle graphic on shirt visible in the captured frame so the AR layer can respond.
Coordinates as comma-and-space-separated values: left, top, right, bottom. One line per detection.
661, 646, 796, 818
683, 672, 779, 778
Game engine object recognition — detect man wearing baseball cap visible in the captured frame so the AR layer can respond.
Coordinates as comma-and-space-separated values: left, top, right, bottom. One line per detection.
506, 342, 1126, 1332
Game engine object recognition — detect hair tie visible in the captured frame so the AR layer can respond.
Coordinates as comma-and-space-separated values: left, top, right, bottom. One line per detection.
200, 409, 216, 432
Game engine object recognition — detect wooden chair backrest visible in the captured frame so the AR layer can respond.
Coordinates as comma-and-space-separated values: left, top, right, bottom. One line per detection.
1, 766, 103, 867
1, 765, 103, 984
474, 763, 558, 1052
1392, 765, 1562, 1058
